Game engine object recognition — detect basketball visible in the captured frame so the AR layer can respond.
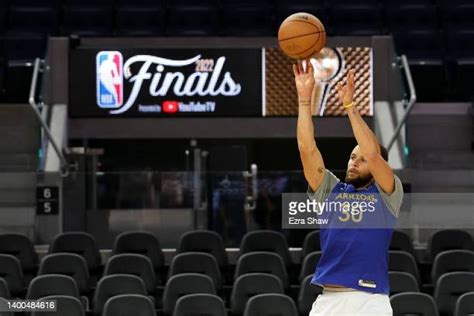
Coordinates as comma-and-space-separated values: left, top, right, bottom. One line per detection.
278, 12, 326, 59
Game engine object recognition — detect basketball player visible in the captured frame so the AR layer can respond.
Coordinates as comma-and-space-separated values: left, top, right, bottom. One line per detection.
294, 60, 403, 315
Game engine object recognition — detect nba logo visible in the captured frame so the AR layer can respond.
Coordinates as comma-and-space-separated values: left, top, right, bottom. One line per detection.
96, 51, 123, 108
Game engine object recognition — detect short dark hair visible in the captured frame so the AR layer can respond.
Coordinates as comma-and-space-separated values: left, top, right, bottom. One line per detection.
380, 144, 388, 162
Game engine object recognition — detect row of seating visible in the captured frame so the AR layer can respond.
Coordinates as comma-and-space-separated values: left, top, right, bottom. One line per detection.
0, 3, 473, 37
1, 229, 472, 273
1, 247, 472, 296
0, 291, 471, 316
1, 270, 474, 316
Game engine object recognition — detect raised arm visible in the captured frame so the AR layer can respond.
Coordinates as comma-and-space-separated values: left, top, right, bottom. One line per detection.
294, 60, 325, 192
336, 69, 395, 194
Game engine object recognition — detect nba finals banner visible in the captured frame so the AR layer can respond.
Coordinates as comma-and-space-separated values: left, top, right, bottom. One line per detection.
69, 47, 373, 117
69, 48, 263, 117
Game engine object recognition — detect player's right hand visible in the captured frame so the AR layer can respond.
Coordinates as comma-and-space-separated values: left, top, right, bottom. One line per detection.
293, 60, 315, 101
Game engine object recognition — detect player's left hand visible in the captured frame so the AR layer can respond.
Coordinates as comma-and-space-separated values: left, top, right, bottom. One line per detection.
336, 69, 356, 107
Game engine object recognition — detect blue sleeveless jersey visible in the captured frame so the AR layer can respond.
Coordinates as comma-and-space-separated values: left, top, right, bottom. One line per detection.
310, 180, 399, 294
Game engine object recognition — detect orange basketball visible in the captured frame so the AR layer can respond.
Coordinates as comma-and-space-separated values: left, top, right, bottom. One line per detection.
278, 12, 326, 59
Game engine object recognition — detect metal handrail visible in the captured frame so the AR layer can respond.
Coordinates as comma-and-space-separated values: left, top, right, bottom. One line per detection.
28, 58, 69, 176
387, 55, 417, 151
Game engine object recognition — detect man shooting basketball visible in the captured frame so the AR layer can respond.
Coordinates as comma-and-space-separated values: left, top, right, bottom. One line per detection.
294, 61, 403, 315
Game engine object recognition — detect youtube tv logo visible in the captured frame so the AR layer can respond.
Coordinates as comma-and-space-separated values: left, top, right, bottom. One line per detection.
162, 100, 179, 113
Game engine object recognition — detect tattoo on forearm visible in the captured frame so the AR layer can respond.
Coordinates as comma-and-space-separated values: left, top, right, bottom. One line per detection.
318, 167, 323, 174
299, 101, 311, 107
351, 107, 356, 115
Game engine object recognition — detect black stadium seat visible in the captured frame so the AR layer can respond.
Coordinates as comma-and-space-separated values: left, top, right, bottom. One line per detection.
301, 231, 321, 260
389, 231, 416, 258
7, 7, 58, 36
234, 252, 289, 289
389, 251, 421, 285
297, 275, 322, 316
60, 6, 113, 37
115, 6, 165, 36
388, 271, 419, 296
173, 294, 227, 316
32, 295, 85, 316
103, 294, 156, 316
434, 272, 474, 316
0, 297, 13, 316
26, 274, 80, 300
244, 293, 298, 316
231, 273, 284, 316
390, 292, 439, 316
386, 5, 438, 33
429, 229, 474, 261
178, 230, 228, 268
38, 253, 91, 295
454, 292, 474, 316
165, 0, 219, 36
49, 232, 102, 275
0, 278, 10, 298
299, 251, 322, 283
168, 252, 222, 290
0, 254, 25, 297
221, 0, 274, 36
93, 274, 147, 316
275, 0, 326, 28
431, 250, 474, 284
162, 273, 216, 316
113, 231, 165, 276
0, 234, 39, 282
240, 230, 292, 268
103, 254, 157, 294
332, 6, 382, 36
10, 0, 61, 9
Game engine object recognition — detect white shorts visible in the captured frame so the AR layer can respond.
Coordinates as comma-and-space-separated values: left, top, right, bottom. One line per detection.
309, 290, 393, 316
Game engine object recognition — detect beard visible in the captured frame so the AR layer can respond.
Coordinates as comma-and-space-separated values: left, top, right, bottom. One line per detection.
345, 172, 374, 189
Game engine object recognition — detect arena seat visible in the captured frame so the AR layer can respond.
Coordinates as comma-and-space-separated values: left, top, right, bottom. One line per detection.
240, 230, 292, 268
103, 294, 156, 316
38, 253, 90, 295
168, 252, 222, 290
299, 251, 322, 283
297, 275, 322, 316
388, 271, 419, 296
454, 292, 474, 316
115, 6, 165, 36
243, 293, 298, 316
389, 231, 416, 258
0, 278, 10, 298
49, 232, 102, 275
162, 273, 216, 316
32, 295, 85, 316
434, 272, 474, 316
301, 231, 321, 260
230, 273, 284, 316
113, 231, 165, 278
178, 230, 228, 269
390, 292, 439, 316
173, 293, 227, 316
93, 274, 147, 315
104, 254, 157, 294
0, 254, 25, 297
0, 234, 38, 282
26, 274, 79, 300
389, 251, 421, 285
431, 250, 474, 284
428, 229, 474, 261
234, 252, 288, 289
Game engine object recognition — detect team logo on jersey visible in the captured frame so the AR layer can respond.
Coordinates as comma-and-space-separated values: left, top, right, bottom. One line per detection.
96, 51, 123, 108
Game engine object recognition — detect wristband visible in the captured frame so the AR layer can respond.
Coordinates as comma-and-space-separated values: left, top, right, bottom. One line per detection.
343, 102, 354, 109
